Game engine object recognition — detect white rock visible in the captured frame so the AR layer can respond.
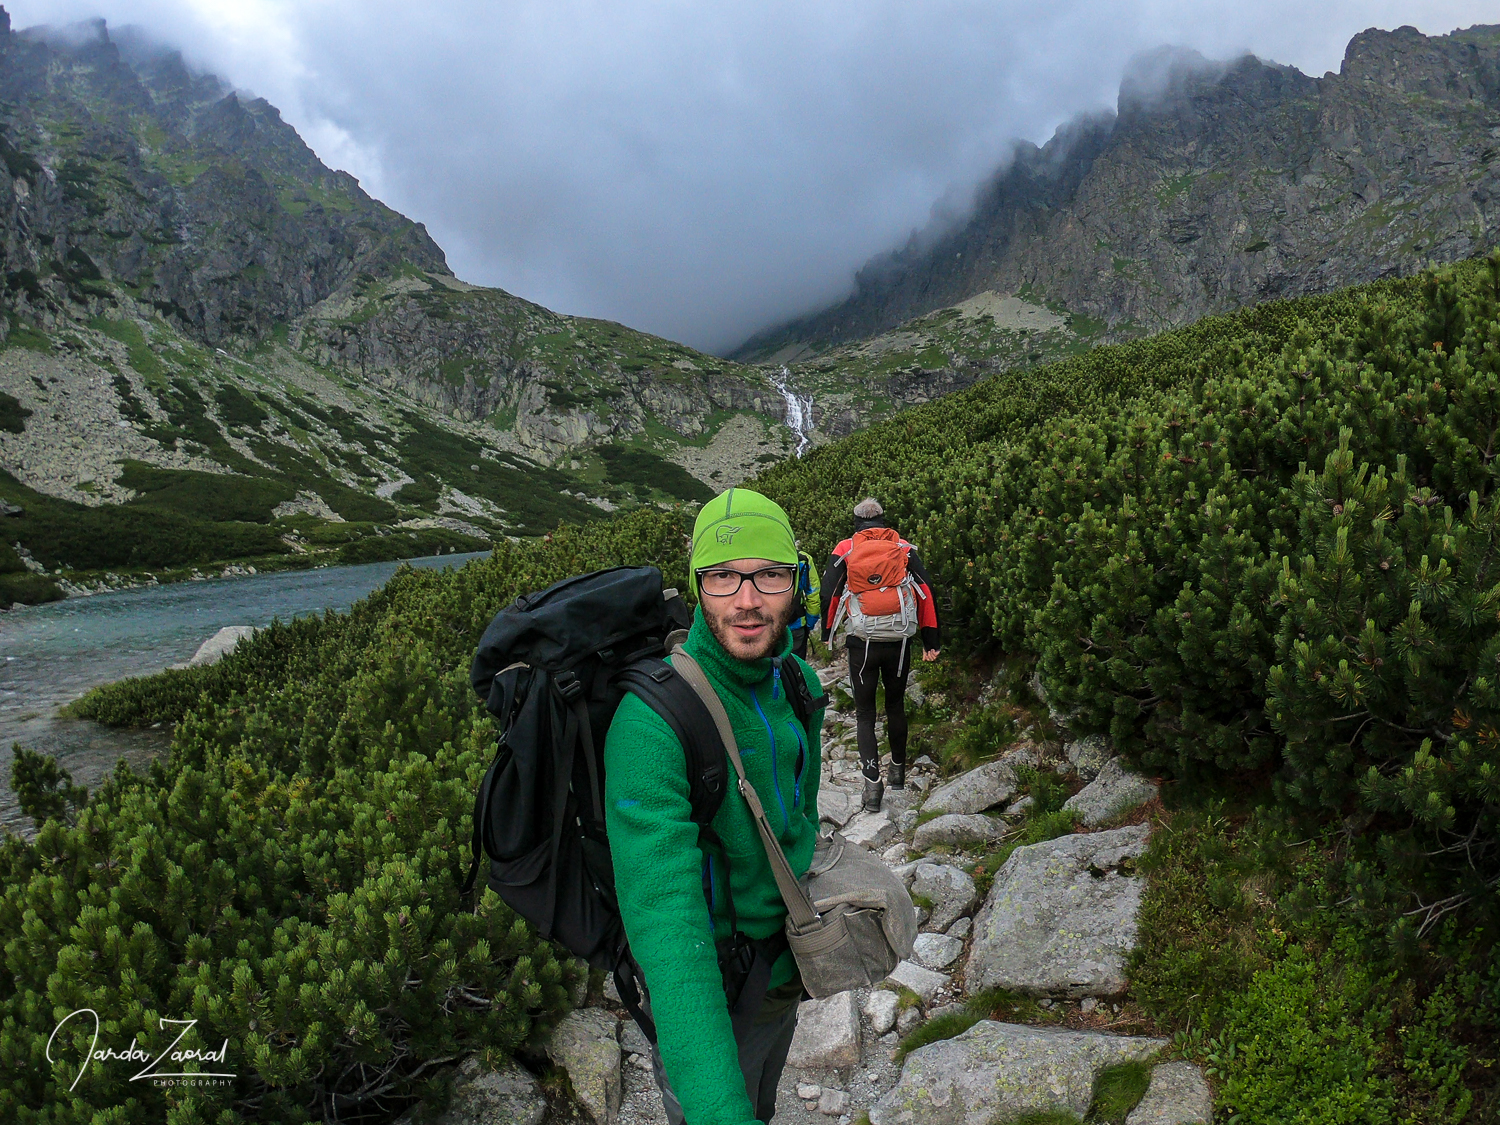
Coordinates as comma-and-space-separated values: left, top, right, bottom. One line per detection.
1004, 795, 1035, 819
188, 625, 256, 667
911, 862, 978, 932
819, 785, 864, 827
946, 917, 972, 940
882, 842, 910, 865
864, 989, 900, 1035
798, 1083, 823, 1099
1063, 758, 1159, 827
1126, 1061, 1214, 1125
912, 933, 965, 970
920, 755, 1023, 816
885, 960, 949, 1004
889, 861, 922, 886
619, 1019, 650, 1058
844, 808, 897, 850
546, 1009, 621, 1124
819, 1088, 850, 1115
968, 825, 1151, 998
896, 809, 919, 834
913, 813, 1004, 851
896, 1007, 922, 1035
1080, 997, 1099, 1015
788, 990, 862, 1069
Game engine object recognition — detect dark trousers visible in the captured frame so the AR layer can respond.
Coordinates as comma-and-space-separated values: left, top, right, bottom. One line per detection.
790, 624, 809, 660
648, 981, 802, 1124
848, 636, 910, 781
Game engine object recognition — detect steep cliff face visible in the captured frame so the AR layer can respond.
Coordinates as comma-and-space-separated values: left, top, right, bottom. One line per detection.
737, 24, 1500, 359
0, 7, 817, 574
0, 13, 448, 343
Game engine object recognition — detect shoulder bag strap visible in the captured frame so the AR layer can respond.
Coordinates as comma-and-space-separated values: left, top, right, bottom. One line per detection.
670, 647, 820, 932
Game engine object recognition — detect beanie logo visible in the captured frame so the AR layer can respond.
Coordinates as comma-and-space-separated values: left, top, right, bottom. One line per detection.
716, 524, 742, 545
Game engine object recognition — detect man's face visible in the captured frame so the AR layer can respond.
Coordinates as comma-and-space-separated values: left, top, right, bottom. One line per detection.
698, 557, 799, 662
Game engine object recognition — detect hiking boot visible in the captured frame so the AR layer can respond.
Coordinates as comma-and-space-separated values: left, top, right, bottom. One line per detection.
861, 778, 884, 812
887, 761, 905, 790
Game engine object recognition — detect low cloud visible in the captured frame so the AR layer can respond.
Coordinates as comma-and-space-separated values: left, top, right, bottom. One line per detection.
7, 0, 1496, 352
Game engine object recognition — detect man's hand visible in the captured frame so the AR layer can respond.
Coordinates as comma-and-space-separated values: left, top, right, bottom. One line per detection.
922, 649, 939, 662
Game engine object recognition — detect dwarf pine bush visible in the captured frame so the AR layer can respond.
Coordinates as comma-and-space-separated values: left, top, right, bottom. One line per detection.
3, 508, 692, 1123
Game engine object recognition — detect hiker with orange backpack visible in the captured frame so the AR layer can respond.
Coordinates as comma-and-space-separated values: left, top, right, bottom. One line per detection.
821, 497, 941, 812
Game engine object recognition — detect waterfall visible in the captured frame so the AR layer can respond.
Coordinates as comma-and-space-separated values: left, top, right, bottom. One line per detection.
770, 366, 814, 457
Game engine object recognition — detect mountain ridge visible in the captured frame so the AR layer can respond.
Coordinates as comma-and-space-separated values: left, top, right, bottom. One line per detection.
735, 22, 1500, 362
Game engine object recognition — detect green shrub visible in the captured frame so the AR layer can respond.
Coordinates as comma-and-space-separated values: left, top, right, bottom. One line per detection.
14, 511, 694, 1121
938, 698, 1017, 774
844, 253, 1500, 937
0, 389, 30, 432
1129, 808, 1267, 1029
333, 528, 489, 566
1209, 933, 1396, 1124
118, 461, 295, 524
0, 571, 63, 607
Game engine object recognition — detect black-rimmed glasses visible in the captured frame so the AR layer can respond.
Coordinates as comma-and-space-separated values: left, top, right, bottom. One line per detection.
696, 565, 797, 597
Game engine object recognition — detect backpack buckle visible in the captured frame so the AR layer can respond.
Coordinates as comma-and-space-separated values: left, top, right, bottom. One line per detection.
554, 670, 584, 703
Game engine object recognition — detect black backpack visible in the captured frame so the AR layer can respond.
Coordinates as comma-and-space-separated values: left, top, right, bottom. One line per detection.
464, 565, 826, 1036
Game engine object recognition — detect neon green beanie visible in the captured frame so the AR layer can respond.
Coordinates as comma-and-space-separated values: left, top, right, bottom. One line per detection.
689, 487, 798, 595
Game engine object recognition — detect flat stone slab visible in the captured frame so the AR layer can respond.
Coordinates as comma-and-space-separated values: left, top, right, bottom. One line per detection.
819, 784, 864, 827
913, 814, 1003, 850
885, 960, 949, 1004
911, 862, 978, 932
869, 1021, 1165, 1125
968, 824, 1150, 998
546, 1008, 621, 1124
921, 760, 1017, 817
1126, 1061, 1214, 1124
912, 933, 964, 970
1063, 758, 1158, 827
845, 808, 897, 850
788, 990, 862, 1069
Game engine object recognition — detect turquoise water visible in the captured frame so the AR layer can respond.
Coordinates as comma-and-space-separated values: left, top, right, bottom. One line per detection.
0, 552, 489, 833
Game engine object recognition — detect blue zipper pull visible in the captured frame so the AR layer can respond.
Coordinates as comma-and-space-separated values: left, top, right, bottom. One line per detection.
772, 659, 782, 700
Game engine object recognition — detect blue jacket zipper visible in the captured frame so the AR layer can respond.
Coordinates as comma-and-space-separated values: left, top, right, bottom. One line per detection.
787, 720, 807, 807
750, 686, 789, 832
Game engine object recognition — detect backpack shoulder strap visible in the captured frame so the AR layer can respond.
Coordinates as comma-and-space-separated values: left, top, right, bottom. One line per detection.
774, 655, 828, 731
615, 658, 729, 831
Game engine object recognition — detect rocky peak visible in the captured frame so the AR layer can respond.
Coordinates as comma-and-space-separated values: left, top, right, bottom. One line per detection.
736, 22, 1500, 361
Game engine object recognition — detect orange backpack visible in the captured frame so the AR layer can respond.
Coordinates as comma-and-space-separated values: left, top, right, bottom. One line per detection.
844, 527, 911, 616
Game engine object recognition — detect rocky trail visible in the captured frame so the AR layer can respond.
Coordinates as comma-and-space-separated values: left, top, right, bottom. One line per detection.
412, 651, 1211, 1125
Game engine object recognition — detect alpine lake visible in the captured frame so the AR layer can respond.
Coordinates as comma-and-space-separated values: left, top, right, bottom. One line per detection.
0, 552, 490, 834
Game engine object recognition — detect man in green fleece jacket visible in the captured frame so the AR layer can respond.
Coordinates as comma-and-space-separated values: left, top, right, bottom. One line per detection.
605, 487, 825, 1125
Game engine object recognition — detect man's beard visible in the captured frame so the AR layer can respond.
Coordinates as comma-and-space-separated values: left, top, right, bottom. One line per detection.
703, 599, 795, 661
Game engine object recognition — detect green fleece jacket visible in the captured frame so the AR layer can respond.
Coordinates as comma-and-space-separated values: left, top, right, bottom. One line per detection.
604, 609, 824, 1125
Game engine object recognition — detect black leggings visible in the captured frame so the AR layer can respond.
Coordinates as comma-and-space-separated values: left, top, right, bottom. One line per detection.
848, 637, 909, 781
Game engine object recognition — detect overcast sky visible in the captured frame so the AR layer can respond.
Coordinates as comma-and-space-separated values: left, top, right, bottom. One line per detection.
8, 1, 1497, 352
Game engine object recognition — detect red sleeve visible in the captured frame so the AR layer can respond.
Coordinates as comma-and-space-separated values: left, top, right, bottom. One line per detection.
916, 582, 938, 630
